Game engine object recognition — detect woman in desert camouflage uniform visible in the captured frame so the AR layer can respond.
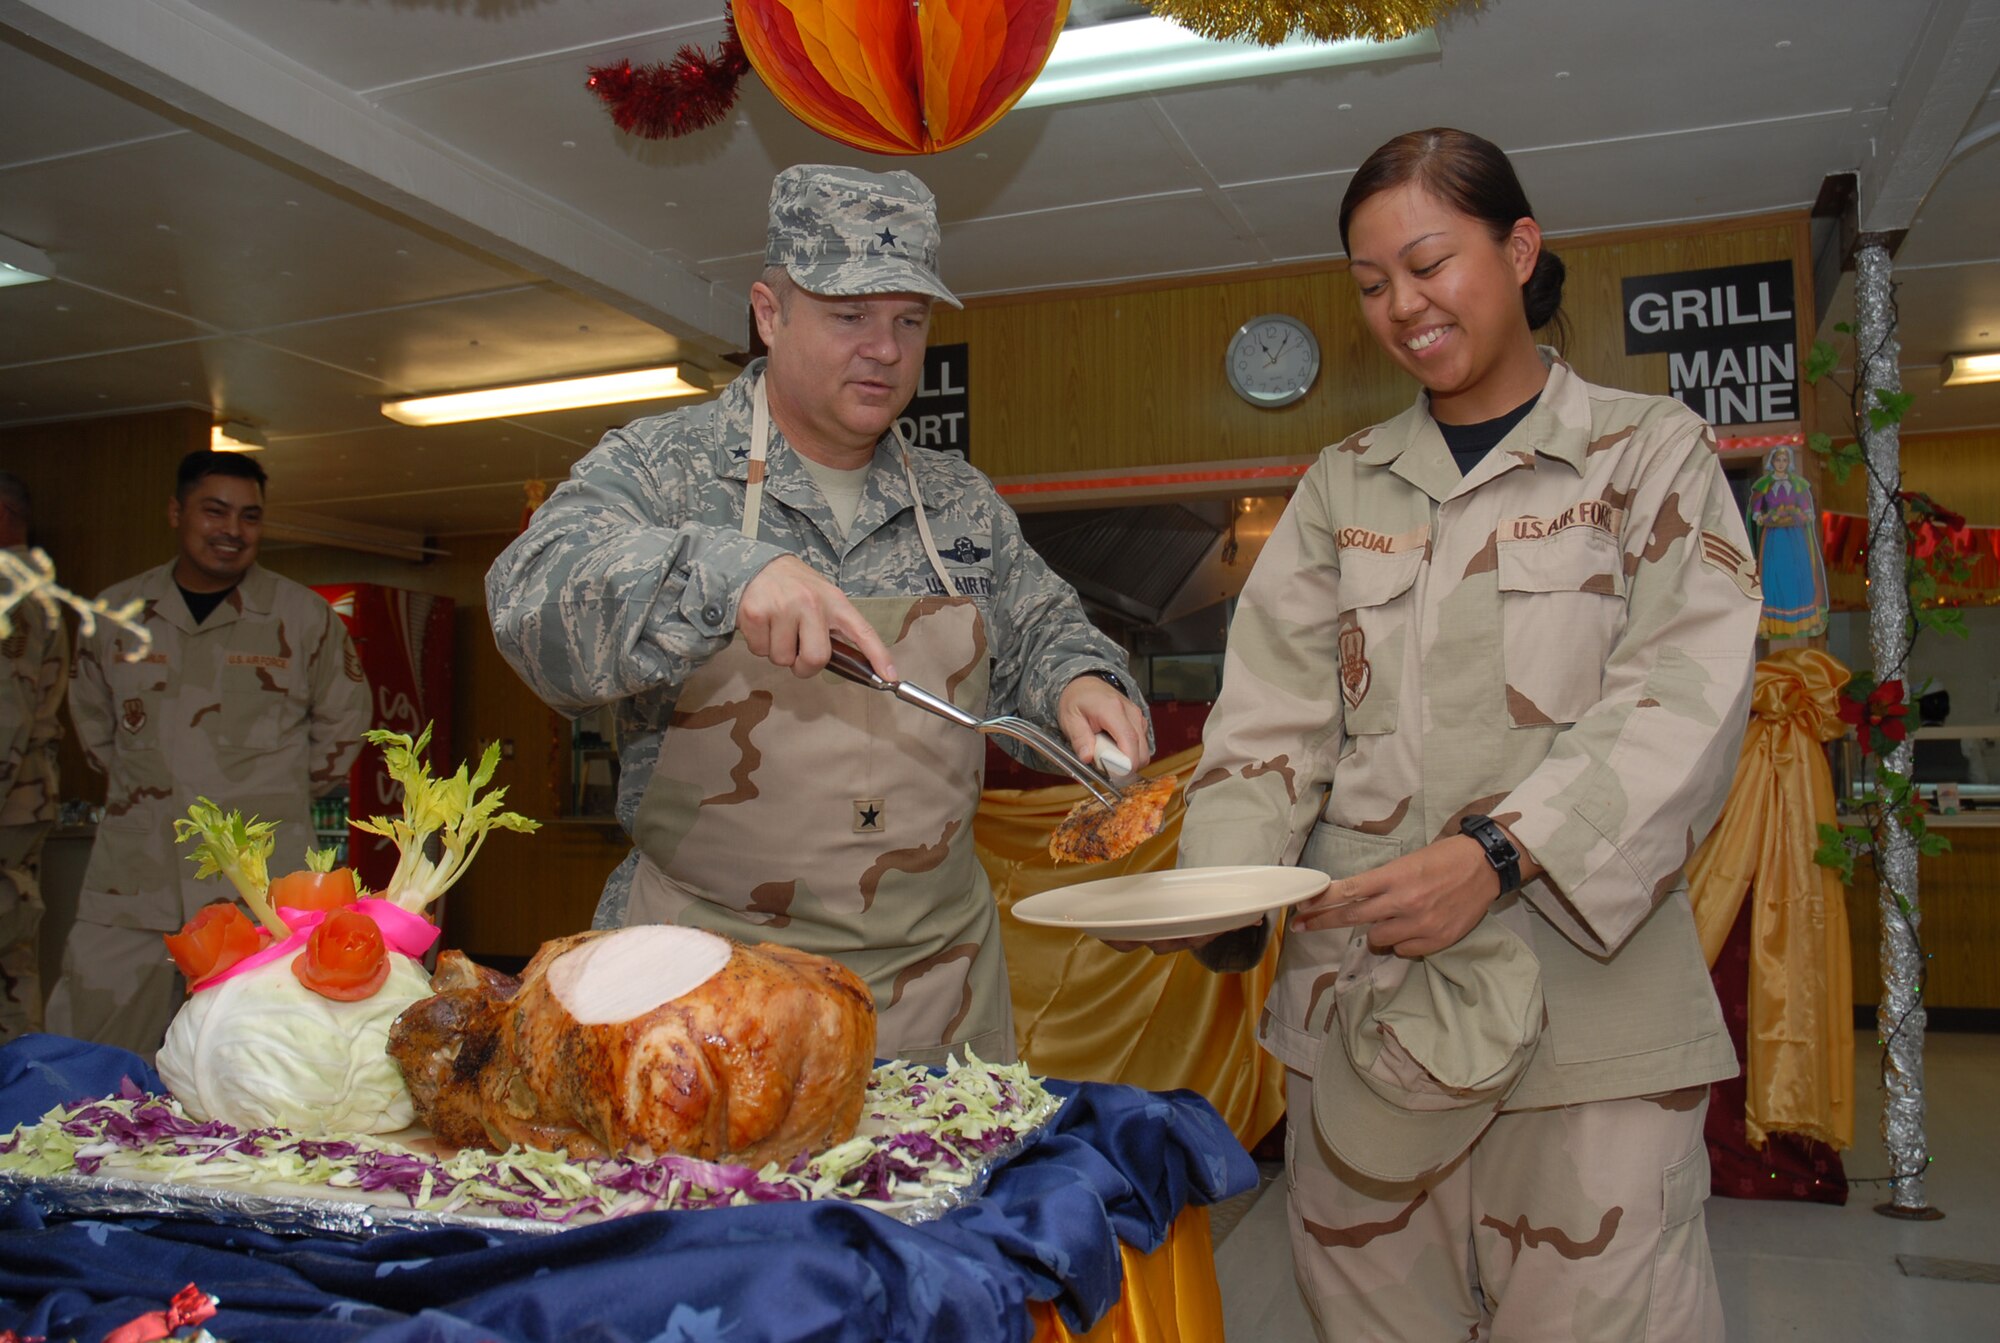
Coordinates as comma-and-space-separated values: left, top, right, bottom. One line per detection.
1174, 129, 1760, 1340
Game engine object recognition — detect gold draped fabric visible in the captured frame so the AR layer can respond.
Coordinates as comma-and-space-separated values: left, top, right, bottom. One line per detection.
1685, 648, 1855, 1150
977, 746, 1288, 1150
1027, 1207, 1223, 1343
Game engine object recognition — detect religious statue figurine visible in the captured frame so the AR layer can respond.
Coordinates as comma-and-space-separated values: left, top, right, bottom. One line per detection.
1746, 443, 1830, 639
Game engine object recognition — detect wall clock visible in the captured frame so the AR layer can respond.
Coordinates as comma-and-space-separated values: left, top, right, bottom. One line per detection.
1226, 313, 1320, 408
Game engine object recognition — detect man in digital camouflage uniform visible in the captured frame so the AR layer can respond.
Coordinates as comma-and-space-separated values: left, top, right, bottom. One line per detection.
1178, 352, 1758, 1339
0, 474, 68, 1043
490, 165, 1148, 1067
47, 451, 371, 1057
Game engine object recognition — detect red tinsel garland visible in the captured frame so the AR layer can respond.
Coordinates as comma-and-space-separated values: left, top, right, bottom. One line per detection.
587, 10, 750, 139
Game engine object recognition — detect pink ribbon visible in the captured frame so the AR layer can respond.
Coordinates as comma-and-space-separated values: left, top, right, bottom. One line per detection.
191, 898, 440, 992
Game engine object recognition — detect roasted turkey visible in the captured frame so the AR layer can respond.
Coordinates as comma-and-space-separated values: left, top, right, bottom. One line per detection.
387, 926, 876, 1166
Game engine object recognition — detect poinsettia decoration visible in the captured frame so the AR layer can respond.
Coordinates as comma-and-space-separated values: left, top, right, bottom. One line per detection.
1836, 675, 1909, 757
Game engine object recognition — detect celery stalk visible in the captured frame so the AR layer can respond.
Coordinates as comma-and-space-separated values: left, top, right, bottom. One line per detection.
172, 799, 291, 938
350, 724, 540, 913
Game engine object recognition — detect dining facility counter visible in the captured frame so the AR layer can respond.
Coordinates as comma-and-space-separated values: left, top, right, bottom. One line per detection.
0, 1036, 1253, 1343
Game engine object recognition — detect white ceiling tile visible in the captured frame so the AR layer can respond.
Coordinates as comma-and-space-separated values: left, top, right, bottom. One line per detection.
1224, 176, 1351, 265
943, 194, 1260, 293
0, 131, 535, 336
1516, 115, 1857, 235
182, 0, 719, 94
376, 42, 797, 265
0, 31, 188, 169
0, 278, 208, 364
1158, 0, 1912, 188
0, 340, 211, 425
377, 39, 1198, 264
258, 284, 701, 396
1898, 133, 2000, 267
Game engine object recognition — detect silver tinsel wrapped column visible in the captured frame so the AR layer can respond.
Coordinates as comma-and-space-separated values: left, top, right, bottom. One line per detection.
1856, 238, 1936, 1219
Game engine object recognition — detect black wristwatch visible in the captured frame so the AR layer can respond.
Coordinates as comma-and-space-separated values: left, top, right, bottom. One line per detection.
1081, 669, 1126, 695
1459, 814, 1522, 895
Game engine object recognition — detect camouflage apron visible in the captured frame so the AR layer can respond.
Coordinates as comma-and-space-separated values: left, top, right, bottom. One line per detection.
625, 378, 1013, 1067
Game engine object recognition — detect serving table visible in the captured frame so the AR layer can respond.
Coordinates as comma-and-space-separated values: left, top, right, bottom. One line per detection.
0, 1035, 1252, 1343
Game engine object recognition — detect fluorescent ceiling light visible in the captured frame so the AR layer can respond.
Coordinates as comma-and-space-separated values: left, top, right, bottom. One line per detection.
1013, 18, 1439, 110
1940, 351, 2000, 387
381, 365, 711, 426
212, 421, 267, 452
0, 233, 52, 288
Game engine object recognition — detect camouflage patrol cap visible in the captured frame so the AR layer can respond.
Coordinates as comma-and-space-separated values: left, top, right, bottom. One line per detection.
1312, 918, 1544, 1183
766, 164, 962, 308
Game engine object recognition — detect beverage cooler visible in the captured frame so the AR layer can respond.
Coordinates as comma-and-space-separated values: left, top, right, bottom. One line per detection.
312, 584, 455, 894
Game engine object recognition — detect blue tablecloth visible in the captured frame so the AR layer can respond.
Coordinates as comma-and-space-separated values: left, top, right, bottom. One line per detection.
0, 1036, 1254, 1343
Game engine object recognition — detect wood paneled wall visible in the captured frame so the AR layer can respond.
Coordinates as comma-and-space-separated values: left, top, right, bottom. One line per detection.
0, 408, 210, 611
1844, 825, 2000, 1010
1821, 425, 2000, 523
928, 214, 1815, 480
0, 409, 211, 806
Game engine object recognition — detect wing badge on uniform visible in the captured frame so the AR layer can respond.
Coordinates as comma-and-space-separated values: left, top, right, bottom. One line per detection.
1338, 620, 1371, 708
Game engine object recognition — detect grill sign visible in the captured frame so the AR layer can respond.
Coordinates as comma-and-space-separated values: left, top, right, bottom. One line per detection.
1622, 262, 1797, 426
898, 343, 969, 461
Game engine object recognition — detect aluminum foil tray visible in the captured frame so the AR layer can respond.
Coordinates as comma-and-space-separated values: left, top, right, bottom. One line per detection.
0, 1111, 1056, 1241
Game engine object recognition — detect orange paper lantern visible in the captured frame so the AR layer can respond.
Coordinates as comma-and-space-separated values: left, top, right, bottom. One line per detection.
734, 0, 1071, 155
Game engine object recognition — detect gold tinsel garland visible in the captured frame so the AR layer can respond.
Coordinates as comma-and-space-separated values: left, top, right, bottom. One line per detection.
1143, 0, 1473, 47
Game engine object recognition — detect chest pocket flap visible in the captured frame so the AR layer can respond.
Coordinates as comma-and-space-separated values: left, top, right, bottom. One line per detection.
1496, 525, 1627, 598
1335, 546, 1424, 736
1496, 525, 1626, 726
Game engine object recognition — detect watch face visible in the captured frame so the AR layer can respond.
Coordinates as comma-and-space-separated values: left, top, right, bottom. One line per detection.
1227, 314, 1320, 407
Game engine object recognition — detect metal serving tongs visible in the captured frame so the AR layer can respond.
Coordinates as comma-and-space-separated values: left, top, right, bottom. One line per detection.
825, 640, 1123, 811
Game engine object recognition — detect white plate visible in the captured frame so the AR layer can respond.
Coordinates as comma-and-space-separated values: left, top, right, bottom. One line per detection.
1009, 865, 1329, 941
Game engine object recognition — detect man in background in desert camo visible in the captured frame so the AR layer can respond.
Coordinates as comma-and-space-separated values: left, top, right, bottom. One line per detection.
46, 450, 370, 1057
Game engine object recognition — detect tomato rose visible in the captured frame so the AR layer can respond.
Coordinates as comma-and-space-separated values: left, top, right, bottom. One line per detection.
267, 867, 360, 915
163, 903, 265, 986
291, 906, 391, 1001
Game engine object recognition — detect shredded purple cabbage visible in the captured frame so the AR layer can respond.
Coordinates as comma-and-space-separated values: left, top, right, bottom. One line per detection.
848, 1150, 926, 1201
595, 1153, 803, 1208
883, 1132, 961, 1169
296, 1139, 361, 1162
349, 1149, 454, 1200
958, 1125, 1018, 1156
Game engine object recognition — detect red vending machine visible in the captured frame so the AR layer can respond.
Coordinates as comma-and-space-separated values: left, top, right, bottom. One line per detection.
312, 584, 455, 894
